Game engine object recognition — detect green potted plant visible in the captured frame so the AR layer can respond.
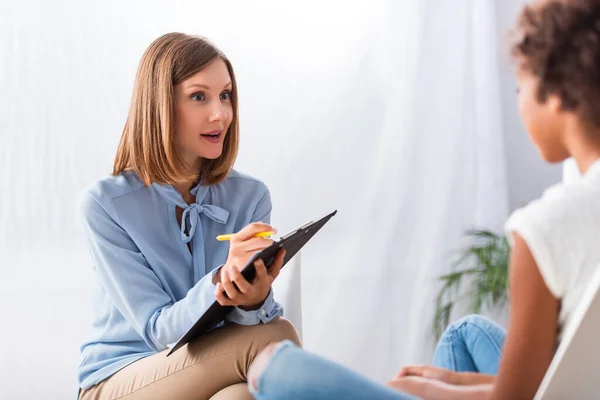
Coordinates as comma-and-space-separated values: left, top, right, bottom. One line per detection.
433, 230, 510, 339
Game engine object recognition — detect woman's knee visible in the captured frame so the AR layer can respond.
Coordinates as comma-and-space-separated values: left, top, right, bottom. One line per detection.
209, 383, 254, 400
257, 317, 301, 347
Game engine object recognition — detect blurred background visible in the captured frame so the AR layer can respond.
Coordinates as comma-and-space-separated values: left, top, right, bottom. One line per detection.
0, 0, 563, 398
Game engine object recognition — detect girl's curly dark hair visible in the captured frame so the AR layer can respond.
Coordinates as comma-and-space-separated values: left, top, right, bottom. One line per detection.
512, 0, 600, 127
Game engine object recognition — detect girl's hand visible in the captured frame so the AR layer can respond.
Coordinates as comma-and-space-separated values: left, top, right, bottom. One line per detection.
395, 365, 459, 384
395, 365, 495, 386
387, 376, 493, 400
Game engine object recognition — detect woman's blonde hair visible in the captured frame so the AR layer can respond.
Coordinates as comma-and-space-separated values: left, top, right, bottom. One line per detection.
113, 32, 239, 186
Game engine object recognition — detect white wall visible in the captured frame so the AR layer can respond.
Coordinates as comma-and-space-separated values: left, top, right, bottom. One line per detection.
495, 0, 562, 211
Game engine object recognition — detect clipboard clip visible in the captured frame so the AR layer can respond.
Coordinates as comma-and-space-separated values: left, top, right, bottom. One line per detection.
281, 220, 314, 240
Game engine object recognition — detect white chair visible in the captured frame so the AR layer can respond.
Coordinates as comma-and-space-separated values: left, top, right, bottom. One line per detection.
535, 264, 600, 399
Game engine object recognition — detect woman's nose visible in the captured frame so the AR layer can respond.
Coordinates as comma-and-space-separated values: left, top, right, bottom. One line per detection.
208, 100, 225, 122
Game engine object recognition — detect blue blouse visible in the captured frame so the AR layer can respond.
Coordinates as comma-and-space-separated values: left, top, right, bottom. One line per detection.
76, 170, 282, 389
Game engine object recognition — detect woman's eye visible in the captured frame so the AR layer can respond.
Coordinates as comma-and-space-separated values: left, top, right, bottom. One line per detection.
220, 91, 232, 101
191, 93, 205, 101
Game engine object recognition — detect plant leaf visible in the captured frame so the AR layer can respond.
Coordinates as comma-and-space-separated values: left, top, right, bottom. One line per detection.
432, 229, 510, 340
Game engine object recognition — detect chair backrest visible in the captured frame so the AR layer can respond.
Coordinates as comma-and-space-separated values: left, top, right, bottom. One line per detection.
535, 265, 600, 399
272, 252, 303, 340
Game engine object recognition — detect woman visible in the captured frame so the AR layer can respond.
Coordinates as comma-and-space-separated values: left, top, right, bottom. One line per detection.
77, 33, 300, 400
247, 0, 600, 399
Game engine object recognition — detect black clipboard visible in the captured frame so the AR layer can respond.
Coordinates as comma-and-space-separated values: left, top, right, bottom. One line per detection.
167, 210, 337, 356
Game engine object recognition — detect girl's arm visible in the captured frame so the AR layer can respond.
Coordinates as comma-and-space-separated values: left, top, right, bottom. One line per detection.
390, 233, 557, 400
489, 233, 558, 399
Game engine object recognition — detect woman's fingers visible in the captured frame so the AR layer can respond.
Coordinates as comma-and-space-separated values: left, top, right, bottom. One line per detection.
215, 283, 235, 306
234, 223, 277, 242
230, 267, 252, 294
221, 270, 241, 300
266, 249, 286, 282
237, 237, 274, 253
254, 259, 271, 287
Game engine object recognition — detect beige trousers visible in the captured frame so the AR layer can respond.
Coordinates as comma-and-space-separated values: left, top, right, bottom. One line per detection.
79, 318, 300, 400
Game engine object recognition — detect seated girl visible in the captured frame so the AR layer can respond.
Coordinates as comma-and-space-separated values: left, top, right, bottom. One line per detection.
247, 1, 600, 399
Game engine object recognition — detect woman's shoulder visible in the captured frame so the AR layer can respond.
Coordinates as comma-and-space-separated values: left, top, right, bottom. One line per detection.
81, 171, 144, 201
226, 169, 267, 185
77, 171, 146, 217
222, 169, 269, 194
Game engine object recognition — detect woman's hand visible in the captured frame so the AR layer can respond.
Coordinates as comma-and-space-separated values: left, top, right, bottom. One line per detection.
214, 222, 285, 310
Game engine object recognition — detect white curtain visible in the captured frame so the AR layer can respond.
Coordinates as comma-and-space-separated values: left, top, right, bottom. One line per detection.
0, 0, 509, 398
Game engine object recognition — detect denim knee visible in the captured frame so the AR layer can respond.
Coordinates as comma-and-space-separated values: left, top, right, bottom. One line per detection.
440, 314, 490, 340
454, 314, 491, 328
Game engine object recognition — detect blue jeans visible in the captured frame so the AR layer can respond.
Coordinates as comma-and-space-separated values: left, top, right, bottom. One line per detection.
250, 315, 506, 400
433, 314, 506, 374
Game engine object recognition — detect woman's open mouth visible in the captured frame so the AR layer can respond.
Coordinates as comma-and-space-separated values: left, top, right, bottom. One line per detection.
200, 130, 223, 143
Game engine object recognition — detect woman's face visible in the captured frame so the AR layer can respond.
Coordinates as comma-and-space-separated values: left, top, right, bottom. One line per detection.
517, 69, 569, 163
174, 58, 234, 169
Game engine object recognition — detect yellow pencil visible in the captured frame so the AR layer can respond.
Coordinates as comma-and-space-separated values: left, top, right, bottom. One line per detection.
216, 231, 275, 241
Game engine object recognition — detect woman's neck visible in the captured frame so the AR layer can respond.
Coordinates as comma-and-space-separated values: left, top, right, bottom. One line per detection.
565, 121, 600, 174
172, 157, 202, 204
173, 181, 198, 204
